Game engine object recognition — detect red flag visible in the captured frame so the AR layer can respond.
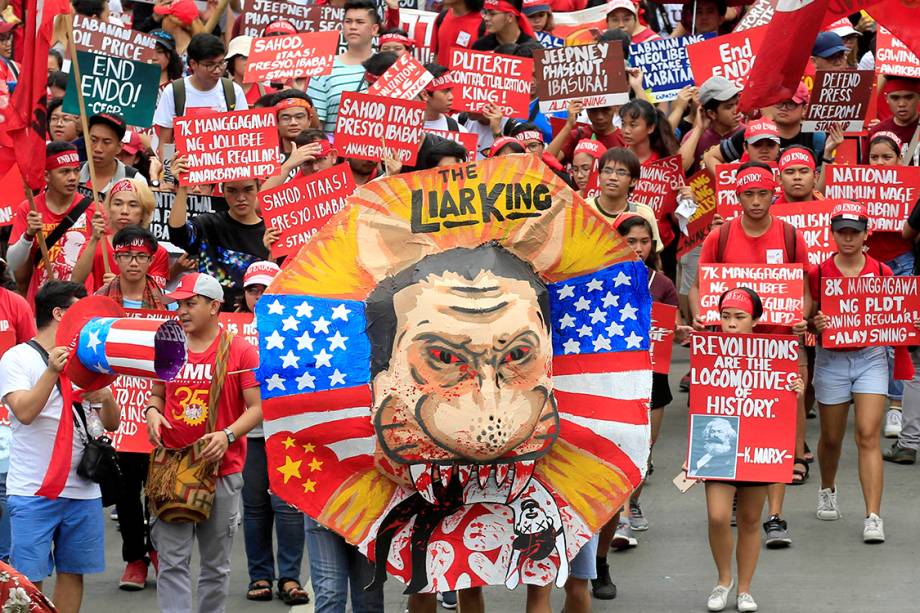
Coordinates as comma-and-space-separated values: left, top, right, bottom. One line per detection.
738, 0, 830, 113
0, 0, 71, 190
824, 0, 920, 59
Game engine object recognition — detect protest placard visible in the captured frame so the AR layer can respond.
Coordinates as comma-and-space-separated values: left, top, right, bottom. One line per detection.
823, 164, 920, 232
677, 169, 716, 257
687, 25, 768, 88
63, 51, 161, 127
629, 33, 714, 102
424, 129, 480, 161
550, 3, 608, 40
334, 92, 426, 164
536, 31, 564, 49
449, 48, 532, 117
220, 312, 259, 348
821, 276, 920, 348
698, 264, 805, 326
260, 163, 355, 258
772, 200, 838, 266
395, 8, 438, 65
149, 191, 227, 247
733, 0, 777, 31
174, 108, 280, 185
244, 31, 339, 83
875, 27, 920, 79
0, 165, 20, 228
715, 163, 780, 219
368, 53, 434, 99
802, 70, 873, 132
650, 302, 677, 375
72, 15, 157, 62
630, 155, 685, 216
688, 331, 798, 483
534, 42, 628, 113
238, 1, 343, 38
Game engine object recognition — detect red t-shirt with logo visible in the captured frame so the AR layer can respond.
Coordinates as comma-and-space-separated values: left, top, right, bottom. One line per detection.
0, 288, 35, 357
162, 333, 259, 475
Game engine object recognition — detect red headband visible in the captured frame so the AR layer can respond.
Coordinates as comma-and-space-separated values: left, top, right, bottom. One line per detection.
573, 139, 604, 159
483, 0, 536, 38
379, 33, 414, 49
314, 139, 336, 158
46, 150, 80, 171
721, 288, 755, 316
515, 130, 543, 144
110, 178, 136, 196
870, 130, 903, 150
276, 98, 312, 112
425, 72, 454, 92
734, 166, 775, 194
778, 149, 815, 172
114, 238, 155, 255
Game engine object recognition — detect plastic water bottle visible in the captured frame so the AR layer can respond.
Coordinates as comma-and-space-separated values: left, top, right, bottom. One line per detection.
87, 404, 105, 439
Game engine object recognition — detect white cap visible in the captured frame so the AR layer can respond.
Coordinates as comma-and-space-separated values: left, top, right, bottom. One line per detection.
605, 0, 637, 16
165, 272, 225, 302
227, 35, 253, 60
826, 18, 859, 38
244, 261, 281, 288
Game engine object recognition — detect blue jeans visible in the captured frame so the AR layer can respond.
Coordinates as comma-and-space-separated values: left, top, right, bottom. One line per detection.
0, 472, 9, 562
886, 251, 915, 401
242, 437, 305, 584
304, 517, 383, 613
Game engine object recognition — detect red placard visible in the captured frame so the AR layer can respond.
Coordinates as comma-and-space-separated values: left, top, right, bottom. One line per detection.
715, 163, 779, 220
698, 264, 804, 326
259, 163, 356, 258
650, 302, 677, 375
821, 276, 920, 348
771, 200, 839, 267
220, 312, 259, 348
424, 129, 480, 161
686, 25, 768, 88
334, 92, 426, 165
0, 164, 22, 227
396, 8, 438, 65
174, 108, 281, 185
631, 155, 685, 217
875, 27, 920, 79
244, 31, 339, 83
677, 169, 716, 257
823, 164, 920, 232
368, 53, 434, 100
449, 48, 533, 117
688, 331, 798, 483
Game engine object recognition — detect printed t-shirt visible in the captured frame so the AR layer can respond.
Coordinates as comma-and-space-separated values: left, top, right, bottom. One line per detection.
78, 241, 170, 292
161, 333, 259, 475
0, 288, 36, 356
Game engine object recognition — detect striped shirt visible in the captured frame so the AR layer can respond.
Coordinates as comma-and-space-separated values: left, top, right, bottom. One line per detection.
306, 59, 367, 134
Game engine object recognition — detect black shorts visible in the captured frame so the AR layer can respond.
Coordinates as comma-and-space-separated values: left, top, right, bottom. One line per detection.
651, 372, 672, 409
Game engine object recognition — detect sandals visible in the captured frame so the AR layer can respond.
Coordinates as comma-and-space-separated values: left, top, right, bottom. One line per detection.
803, 442, 814, 463
246, 580, 273, 602
791, 458, 809, 485
278, 578, 310, 606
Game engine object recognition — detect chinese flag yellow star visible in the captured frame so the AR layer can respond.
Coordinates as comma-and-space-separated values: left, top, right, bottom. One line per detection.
302, 443, 315, 453
303, 479, 317, 493
277, 455, 302, 484
282, 436, 296, 449
309, 457, 324, 472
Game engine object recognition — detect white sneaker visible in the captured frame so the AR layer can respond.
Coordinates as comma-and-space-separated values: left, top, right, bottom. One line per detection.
737, 592, 758, 612
884, 410, 903, 438
863, 513, 885, 543
707, 579, 734, 612
816, 487, 840, 521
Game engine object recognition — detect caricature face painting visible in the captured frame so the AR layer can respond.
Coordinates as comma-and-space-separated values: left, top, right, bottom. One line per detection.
256, 156, 653, 594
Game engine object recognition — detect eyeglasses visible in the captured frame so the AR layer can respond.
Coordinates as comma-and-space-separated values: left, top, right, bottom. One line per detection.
197, 59, 228, 72
278, 112, 308, 123
50, 114, 77, 124
600, 168, 631, 178
114, 253, 152, 264
775, 100, 802, 110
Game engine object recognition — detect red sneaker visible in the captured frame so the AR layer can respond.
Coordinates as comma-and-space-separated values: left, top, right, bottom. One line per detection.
149, 551, 159, 577
119, 560, 148, 591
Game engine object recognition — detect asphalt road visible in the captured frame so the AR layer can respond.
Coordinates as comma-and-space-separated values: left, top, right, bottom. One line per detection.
49, 346, 920, 612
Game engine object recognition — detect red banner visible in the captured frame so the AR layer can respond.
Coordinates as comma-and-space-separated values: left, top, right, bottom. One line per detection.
174, 108, 280, 185
334, 92, 426, 165
875, 26, 920, 79
821, 276, 920, 348
449, 48, 532, 117
650, 302, 677, 375
823, 164, 920, 232
677, 169, 716, 257
368, 53, 434, 100
698, 264, 804, 326
631, 155, 685, 217
259, 163, 355, 258
771, 200, 839, 267
244, 31, 339, 83
688, 331, 798, 483
424, 129, 480, 161
686, 25, 768, 88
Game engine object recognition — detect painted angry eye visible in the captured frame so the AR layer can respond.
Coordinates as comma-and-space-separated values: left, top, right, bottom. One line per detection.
430, 348, 464, 365
502, 346, 531, 363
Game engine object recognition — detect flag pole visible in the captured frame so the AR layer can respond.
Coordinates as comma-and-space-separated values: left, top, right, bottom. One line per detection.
22, 183, 55, 279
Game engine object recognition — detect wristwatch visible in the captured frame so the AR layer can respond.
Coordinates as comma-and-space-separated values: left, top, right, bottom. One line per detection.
223, 427, 236, 444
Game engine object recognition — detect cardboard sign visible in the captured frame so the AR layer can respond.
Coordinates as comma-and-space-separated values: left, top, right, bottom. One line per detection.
629, 33, 714, 102
698, 264, 805, 326
449, 48, 533, 117
650, 302, 677, 375
334, 92, 426, 164
550, 3, 609, 40
425, 128, 480, 161
876, 27, 920, 79
631, 155, 685, 216
535, 42, 628, 113
824, 164, 920, 232
72, 15, 158, 62
687, 25, 768, 88
733, 0, 777, 31
368, 53, 434, 99
802, 70, 873, 132
149, 191, 227, 248
174, 108, 281, 185
772, 200, 838, 266
715, 163, 780, 220
396, 8, 438, 65
677, 169, 716, 257
244, 31, 339, 83
63, 50, 161, 127
239, 2, 343, 38
821, 276, 920, 348
688, 332, 798, 483
259, 163, 356, 258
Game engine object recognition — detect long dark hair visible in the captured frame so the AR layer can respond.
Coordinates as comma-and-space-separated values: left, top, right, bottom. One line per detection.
619, 99, 679, 158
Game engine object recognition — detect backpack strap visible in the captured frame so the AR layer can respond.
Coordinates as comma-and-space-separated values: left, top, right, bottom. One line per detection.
221, 77, 237, 112
172, 78, 186, 118
716, 217, 734, 262
781, 220, 797, 263
445, 115, 459, 132
32, 195, 94, 265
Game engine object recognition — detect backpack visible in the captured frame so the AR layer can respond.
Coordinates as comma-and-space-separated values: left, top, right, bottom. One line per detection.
716, 217, 798, 263
172, 77, 237, 118
444, 115, 459, 131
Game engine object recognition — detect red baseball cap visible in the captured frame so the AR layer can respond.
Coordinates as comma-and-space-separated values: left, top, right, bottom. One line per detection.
264, 20, 297, 36
154, 0, 200, 26
165, 272, 225, 302
830, 200, 868, 231
243, 261, 281, 288
121, 130, 143, 156
744, 119, 780, 144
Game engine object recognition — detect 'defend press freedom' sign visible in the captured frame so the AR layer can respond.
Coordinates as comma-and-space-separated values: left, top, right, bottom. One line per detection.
698, 264, 805, 326
244, 31, 339, 83
823, 164, 920, 232
821, 276, 920, 348
687, 25, 767, 88
174, 108, 281, 185
534, 42, 628, 113
630, 33, 714, 102
802, 70, 873, 132
449, 48, 532, 117
334, 92, 426, 164
63, 51, 161, 127
149, 191, 227, 246
688, 331, 798, 483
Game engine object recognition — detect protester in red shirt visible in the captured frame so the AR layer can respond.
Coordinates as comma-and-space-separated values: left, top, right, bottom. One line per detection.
605, 0, 659, 44
226, 35, 275, 107
866, 77, 920, 166
0, 280, 35, 357
680, 76, 743, 174
703, 118, 781, 172
422, 0, 484, 67
548, 100, 625, 164
775, 146, 824, 204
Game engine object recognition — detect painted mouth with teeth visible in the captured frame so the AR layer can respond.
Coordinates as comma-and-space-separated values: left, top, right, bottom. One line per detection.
407, 459, 537, 504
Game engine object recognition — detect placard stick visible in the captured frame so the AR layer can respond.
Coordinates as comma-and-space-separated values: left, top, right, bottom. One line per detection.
23, 184, 54, 278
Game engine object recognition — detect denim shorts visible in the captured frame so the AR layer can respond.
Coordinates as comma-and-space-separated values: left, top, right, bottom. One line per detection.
7, 495, 105, 581
814, 345, 889, 405
569, 533, 599, 580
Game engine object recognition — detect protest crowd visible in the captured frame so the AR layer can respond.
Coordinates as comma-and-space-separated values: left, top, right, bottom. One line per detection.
0, 0, 918, 611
